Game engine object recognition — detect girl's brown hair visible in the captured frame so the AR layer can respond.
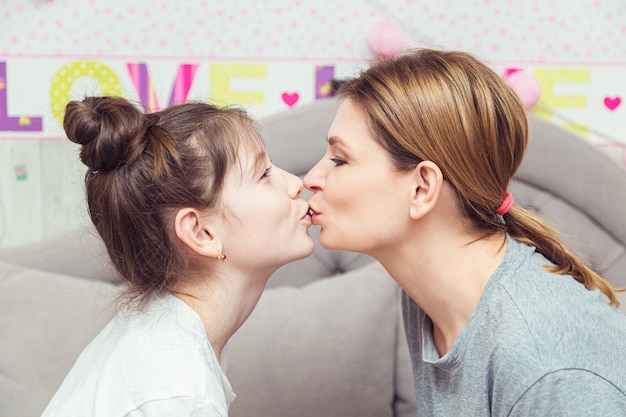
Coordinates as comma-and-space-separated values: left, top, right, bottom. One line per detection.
64, 96, 263, 308
338, 48, 620, 307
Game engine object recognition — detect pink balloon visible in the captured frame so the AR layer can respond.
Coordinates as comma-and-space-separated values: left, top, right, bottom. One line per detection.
504, 71, 541, 109
366, 20, 405, 57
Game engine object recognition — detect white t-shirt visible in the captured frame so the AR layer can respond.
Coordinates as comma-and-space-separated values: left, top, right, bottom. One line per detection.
41, 294, 236, 417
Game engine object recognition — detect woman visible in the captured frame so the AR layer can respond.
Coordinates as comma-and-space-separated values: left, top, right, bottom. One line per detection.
42, 96, 314, 416
304, 49, 626, 415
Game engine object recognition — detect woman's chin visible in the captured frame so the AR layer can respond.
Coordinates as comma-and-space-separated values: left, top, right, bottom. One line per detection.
318, 234, 344, 252
319, 235, 369, 255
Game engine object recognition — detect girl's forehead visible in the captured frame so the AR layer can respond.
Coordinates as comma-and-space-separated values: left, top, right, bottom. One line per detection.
229, 140, 267, 180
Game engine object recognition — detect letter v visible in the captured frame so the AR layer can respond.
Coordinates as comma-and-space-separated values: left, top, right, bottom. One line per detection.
127, 63, 199, 112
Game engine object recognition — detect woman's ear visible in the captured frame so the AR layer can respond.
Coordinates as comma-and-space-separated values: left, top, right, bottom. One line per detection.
174, 208, 222, 259
409, 161, 444, 220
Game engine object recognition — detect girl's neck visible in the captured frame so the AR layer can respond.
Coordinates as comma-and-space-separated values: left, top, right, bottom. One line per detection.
173, 273, 268, 361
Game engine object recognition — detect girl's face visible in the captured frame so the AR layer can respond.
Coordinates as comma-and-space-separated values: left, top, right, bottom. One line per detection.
218, 141, 314, 272
303, 99, 414, 255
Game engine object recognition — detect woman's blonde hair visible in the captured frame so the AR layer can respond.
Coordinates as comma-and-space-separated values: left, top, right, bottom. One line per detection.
338, 48, 621, 307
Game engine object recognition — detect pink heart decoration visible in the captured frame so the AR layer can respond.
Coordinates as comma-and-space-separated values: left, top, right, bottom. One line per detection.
281, 92, 299, 107
603, 96, 621, 111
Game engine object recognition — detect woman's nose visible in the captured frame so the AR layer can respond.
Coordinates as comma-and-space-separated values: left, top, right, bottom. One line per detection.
303, 160, 324, 192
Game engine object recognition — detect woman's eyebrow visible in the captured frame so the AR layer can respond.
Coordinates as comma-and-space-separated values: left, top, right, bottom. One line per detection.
327, 136, 346, 146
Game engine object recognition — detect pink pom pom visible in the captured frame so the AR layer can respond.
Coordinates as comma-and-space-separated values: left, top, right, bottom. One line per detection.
366, 20, 405, 57
503, 71, 541, 109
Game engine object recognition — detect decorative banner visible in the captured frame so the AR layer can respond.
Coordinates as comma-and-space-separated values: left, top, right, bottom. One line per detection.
526, 65, 625, 165
0, 58, 365, 139
0, 57, 624, 166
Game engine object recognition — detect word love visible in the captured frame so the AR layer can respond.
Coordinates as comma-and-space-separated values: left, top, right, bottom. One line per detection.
0, 60, 337, 133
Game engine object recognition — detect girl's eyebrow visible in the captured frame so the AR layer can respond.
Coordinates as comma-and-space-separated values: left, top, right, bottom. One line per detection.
252, 149, 269, 173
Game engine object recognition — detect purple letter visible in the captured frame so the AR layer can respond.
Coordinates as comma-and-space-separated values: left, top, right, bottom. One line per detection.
0, 62, 43, 132
315, 65, 335, 100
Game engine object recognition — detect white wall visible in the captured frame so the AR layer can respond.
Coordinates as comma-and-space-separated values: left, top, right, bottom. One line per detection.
1, 0, 624, 247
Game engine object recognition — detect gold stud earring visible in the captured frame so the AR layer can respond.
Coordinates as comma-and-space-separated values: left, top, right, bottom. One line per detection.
217, 252, 226, 262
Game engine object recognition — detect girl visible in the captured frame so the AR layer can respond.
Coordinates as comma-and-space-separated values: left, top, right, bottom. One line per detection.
42, 96, 314, 416
304, 49, 626, 416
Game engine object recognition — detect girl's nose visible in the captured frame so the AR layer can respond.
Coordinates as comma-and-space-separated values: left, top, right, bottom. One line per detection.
286, 170, 304, 199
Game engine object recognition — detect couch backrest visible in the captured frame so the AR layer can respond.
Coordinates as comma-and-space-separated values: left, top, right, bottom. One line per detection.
2, 97, 624, 300
263, 98, 626, 300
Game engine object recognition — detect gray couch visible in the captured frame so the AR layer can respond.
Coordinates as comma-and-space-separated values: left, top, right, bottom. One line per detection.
1, 97, 625, 417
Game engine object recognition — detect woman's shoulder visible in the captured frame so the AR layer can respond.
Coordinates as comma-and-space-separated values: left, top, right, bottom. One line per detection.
487, 266, 626, 381
494, 238, 614, 317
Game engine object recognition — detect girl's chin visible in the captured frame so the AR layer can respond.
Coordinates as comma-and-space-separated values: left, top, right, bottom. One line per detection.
299, 242, 316, 259
289, 239, 316, 261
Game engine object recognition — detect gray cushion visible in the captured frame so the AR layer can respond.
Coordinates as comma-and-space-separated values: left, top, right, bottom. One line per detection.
0, 259, 416, 417
0, 260, 119, 417
519, 113, 626, 288
226, 261, 415, 417
0, 226, 121, 284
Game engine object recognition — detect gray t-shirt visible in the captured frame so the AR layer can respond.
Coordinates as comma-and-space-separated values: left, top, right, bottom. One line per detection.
403, 236, 626, 416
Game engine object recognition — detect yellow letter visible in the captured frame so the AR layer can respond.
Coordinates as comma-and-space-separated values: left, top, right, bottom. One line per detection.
209, 64, 266, 106
50, 61, 123, 126
533, 68, 591, 136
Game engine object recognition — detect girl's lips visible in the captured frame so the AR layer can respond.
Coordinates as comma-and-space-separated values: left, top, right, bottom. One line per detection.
307, 207, 321, 224
302, 206, 314, 220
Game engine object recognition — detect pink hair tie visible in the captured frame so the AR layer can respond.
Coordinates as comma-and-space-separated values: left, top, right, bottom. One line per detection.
496, 192, 514, 215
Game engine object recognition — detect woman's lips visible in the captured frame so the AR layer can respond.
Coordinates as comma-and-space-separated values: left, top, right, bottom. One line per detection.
306, 206, 320, 222
307, 205, 319, 216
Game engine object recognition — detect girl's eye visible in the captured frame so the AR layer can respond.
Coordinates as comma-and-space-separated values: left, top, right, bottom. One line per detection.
330, 157, 347, 167
260, 166, 272, 180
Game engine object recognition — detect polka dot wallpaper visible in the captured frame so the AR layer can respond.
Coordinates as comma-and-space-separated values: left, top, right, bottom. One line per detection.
1, 0, 625, 63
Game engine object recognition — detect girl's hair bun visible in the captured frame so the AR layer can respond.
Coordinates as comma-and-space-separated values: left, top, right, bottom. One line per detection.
64, 96, 146, 173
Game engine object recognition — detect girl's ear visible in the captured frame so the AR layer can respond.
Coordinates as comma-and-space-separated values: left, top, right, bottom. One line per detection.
174, 208, 222, 259
409, 161, 444, 220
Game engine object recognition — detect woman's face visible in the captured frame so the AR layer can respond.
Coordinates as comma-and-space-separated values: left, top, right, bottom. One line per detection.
303, 99, 414, 255
219, 141, 314, 271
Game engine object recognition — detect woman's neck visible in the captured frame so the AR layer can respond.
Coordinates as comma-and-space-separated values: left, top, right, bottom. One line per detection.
378, 230, 507, 356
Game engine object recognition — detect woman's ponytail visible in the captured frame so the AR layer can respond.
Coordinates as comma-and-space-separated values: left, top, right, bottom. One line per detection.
506, 205, 622, 307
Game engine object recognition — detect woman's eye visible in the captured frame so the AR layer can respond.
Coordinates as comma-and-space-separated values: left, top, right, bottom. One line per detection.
260, 166, 272, 180
330, 157, 347, 167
